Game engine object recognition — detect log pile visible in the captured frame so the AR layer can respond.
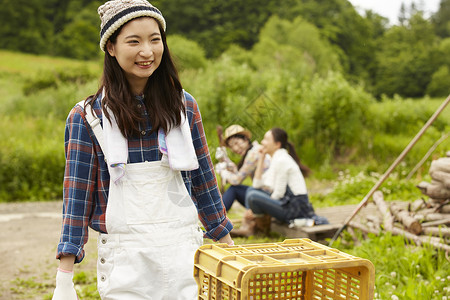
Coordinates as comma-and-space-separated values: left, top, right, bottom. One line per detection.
417, 155, 450, 201
347, 153, 450, 252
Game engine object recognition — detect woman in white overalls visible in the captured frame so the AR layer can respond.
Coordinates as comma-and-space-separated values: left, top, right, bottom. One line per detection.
52, 1, 233, 299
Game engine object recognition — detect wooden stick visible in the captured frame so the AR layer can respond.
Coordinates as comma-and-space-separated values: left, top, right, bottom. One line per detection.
390, 203, 422, 235
329, 94, 450, 246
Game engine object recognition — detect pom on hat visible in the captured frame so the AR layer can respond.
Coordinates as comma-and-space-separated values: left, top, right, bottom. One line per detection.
98, 0, 166, 52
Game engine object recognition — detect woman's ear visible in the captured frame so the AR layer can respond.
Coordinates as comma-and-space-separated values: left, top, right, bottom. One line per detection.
106, 41, 115, 57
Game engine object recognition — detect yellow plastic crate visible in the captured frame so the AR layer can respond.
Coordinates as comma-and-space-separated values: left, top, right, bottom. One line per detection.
194, 238, 375, 300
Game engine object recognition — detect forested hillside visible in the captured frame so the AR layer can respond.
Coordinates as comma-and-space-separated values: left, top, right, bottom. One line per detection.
1, 0, 449, 98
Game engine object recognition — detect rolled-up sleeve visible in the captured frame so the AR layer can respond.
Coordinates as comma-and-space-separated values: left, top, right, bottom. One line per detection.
185, 93, 233, 241
57, 105, 96, 263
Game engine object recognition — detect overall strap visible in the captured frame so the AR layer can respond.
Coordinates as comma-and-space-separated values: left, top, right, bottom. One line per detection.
77, 100, 106, 155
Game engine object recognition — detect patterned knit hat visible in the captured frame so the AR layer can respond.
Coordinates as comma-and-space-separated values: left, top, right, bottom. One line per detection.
98, 0, 166, 52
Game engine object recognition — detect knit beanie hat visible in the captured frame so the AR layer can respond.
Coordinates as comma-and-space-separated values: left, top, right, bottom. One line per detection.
98, 0, 166, 52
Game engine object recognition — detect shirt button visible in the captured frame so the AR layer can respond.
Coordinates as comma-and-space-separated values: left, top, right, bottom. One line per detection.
101, 238, 107, 244
100, 257, 106, 264
137, 104, 142, 108
141, 130, 146, 135
101, 275, 106, 281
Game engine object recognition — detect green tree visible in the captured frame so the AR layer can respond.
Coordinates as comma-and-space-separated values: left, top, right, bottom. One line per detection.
151, 0, 280, 57
432, 0, 450, 38
0, 0, 53, 54
251, 16, 341, 77
426, 37, 450, 97
278, 0, 383, 85
374, 14, 439, 98
53, 2, 101, 59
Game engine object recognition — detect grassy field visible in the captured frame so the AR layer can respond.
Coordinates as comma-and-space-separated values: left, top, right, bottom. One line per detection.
1, 50, 449, 299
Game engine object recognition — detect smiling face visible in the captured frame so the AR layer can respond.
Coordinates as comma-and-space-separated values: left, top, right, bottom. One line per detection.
261, 130, 281, 156
106, 17, 164, 94
227, 136, 251, 156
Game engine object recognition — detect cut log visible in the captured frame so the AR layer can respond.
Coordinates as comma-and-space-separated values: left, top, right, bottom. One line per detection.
414, 208, 439, 221
373, 191, 394, 231
390, 227, 450, 252
440, 205, 450, 214
423, 213, 450, 222
348, 221, 380, 235
421, 217, 450, 228
390, 203, 422, 234
409, 199, 426, 212
416, 181, 450, 199
430, 170, 450, 188
422, 226, 450, 238
429, 157, 450, 173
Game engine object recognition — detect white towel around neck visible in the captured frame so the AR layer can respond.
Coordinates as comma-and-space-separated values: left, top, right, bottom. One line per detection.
102, 91, 199, 183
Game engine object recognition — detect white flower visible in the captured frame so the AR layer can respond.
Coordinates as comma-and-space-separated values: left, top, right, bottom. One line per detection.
390, 272, 397, 278
391, 295, 399, 300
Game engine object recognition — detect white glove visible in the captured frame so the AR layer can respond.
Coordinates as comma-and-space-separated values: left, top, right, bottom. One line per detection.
52, 269, 78, 300
215, 146, 228, 162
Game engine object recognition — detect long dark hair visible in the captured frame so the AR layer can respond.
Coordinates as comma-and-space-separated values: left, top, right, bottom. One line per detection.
90, 17, 184, 138
270, 127, 311, 177
229, 134, 253, 169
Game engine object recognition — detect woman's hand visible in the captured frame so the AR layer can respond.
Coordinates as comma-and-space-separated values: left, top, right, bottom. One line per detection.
218, 233, 234, 246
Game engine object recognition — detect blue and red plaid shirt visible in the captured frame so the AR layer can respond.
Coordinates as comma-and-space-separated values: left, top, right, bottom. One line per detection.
57, 91, 232, 263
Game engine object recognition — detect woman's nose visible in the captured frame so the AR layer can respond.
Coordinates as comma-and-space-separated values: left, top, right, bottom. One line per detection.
140, 43, 153, 57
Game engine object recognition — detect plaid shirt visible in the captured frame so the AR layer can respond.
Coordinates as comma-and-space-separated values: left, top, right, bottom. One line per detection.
57, 91, 232, 263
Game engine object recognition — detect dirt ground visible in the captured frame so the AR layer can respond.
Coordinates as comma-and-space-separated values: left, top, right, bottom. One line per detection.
0, 184, 338, 299
0, 201, 98, 300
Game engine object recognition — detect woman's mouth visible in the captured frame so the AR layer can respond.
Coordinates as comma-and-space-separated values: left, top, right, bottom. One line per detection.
136, 61, 152, 67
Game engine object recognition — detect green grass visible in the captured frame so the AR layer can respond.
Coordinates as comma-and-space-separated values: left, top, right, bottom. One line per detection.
334, 233, 450, 300
0, 49, 101, 75
1, 50, 449, 299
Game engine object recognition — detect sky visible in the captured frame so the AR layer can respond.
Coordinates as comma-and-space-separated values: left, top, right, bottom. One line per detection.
347, 0, 441, 25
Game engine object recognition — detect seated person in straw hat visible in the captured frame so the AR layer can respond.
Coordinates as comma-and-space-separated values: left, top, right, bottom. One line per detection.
215, 124, 270, 211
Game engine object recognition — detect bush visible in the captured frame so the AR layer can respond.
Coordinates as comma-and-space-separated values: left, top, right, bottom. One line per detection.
22, 66, 98, 96
0, 115, 65, 201
298, 72, 374, 161
426, 65, 450, 97
167, 35, 208, 71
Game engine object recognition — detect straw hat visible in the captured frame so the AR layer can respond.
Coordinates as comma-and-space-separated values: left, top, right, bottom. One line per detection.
223, 125, 252, 145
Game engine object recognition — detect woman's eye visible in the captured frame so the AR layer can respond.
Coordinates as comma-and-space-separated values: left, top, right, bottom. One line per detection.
128, 40, 139, 44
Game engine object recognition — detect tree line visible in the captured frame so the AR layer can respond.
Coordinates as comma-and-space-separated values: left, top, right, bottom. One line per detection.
1, 0, 449, 98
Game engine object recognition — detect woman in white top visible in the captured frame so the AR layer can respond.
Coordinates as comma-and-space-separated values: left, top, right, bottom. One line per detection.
234, 128, 327, 236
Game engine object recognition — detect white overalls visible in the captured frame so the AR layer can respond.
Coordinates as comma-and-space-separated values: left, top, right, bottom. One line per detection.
85, 105, 203, 300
